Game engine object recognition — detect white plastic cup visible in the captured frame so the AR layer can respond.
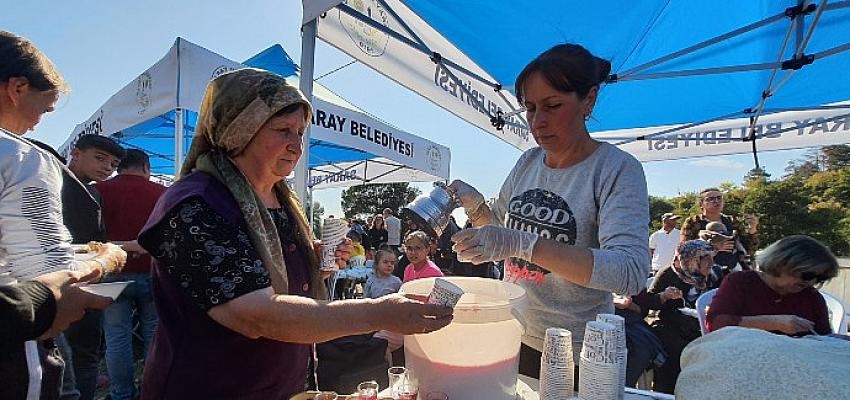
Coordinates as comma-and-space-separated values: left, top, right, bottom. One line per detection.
320, 218, 349, 271
427, 278, 464, 308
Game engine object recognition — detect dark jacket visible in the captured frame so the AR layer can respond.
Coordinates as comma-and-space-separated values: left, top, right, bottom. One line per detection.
61, 173, 106, 243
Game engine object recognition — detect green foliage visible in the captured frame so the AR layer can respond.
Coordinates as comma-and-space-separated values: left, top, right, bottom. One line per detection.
648, 195, 674, 231
310, 201, 324, 238
340, 183, 421, 219
646, 149, 850, 255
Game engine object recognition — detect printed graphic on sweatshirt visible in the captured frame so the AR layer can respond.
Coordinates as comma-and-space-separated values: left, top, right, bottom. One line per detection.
504, 189, 576, 285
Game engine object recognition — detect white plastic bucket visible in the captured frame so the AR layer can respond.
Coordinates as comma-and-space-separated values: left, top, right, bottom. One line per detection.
401, 277, 528, 400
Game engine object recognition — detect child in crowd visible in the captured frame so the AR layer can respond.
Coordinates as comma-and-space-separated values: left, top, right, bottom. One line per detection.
364, 249, 403, 298
402, 230, 443, 283
346, 230, 366, 265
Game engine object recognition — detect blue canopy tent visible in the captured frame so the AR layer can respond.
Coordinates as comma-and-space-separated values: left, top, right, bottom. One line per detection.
60, 38, 450, 189
300, 0, 850, 167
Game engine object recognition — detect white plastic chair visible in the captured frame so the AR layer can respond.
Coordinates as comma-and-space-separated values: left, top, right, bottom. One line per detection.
820, 290, 848, 334
695, 288, 718, 336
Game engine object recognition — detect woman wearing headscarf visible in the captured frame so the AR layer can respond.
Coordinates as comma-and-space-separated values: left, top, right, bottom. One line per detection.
137, 69, 452, 400
632, 240, 722, 393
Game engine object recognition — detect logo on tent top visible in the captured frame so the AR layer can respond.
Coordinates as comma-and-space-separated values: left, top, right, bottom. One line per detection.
339, 0, 389, 57
136, 72, 152, 115
426, 145, 442, 172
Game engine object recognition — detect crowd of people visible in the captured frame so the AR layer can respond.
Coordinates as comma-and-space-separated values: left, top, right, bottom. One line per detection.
2, 28, 846, 400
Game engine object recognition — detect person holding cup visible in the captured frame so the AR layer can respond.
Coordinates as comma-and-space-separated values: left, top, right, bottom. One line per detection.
136, 69, 453, 400
449, 43, 650, 379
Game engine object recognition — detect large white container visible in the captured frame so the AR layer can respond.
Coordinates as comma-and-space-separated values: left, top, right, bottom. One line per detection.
402, 277, 528, 400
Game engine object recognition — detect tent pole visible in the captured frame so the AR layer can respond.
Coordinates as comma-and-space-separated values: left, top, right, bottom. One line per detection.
296, 18, 318, 207
174, 107, 184, 176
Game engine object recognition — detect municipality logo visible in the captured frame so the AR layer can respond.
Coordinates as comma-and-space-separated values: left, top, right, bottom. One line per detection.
426, 145, 442, 172
136, 72, 152, 115
339, 0, 389, 57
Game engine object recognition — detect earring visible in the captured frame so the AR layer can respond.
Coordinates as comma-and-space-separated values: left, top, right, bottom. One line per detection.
583, 113, 591, 121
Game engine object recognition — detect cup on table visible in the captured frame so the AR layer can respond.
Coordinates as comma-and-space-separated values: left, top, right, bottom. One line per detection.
387, 366, 407, 399
357, 380, 380, 400
397, 383, 419, 400
427, 278, 464, 308
313, 392, 338, 400
321, 218, 349, 272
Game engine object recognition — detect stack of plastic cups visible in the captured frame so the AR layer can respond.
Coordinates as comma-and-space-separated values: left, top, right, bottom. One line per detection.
539, 327, 575, 399
578, 321, 621, 400
596, 314, 627, 400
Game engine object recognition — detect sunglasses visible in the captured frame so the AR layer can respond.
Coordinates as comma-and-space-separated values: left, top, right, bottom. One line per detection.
703, 195, 723, 203
799, 271, 829, 284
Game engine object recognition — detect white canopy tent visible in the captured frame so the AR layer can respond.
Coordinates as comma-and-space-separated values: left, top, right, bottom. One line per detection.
58, 38, 450, 193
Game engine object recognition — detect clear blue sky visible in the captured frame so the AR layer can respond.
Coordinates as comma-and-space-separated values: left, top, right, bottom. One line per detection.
3, 0, 806, 218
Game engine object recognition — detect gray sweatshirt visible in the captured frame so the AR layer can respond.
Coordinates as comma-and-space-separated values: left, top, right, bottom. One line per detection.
493, 143, 650, 354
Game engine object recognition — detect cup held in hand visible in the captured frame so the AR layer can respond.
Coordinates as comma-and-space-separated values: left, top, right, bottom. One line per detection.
320, 218, 348, 271
427, 278, 464, 308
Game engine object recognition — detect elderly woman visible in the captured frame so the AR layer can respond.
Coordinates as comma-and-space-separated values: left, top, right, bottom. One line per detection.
136, 69, 452, 399
707, 235, 839, 336
680, 188, 759, 270
632, 240, 721, 394
449, 43, 650, 378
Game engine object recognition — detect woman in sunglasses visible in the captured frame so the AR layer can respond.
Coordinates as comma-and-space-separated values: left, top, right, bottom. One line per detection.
680, 187, 759, 270
706, 235, 839, 336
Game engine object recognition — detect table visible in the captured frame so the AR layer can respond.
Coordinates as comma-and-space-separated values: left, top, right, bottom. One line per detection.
290, 376, 676, 399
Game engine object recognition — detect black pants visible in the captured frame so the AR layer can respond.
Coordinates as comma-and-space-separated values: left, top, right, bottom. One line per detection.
651, 323, 698, 394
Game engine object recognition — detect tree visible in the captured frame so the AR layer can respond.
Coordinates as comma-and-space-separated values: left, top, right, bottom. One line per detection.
648, 195, 674, 231
743, 168, 770, 187
741, 178, 812, 246
340, 183, 421, 219
822, 144, 850, 171
783, 160, 820, 179
310, 201, 324, 238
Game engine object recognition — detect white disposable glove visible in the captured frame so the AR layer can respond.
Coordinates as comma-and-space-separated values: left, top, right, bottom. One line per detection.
448, 179, 486, 213
451, 225, 538, 264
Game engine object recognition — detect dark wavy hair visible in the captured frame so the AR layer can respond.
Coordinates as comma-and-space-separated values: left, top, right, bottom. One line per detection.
515, 43, 611, 104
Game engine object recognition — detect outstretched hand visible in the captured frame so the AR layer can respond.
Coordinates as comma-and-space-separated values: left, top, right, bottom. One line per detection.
35, 268, 113, 339
375, 294, 453, 335
451, 225, 538, 264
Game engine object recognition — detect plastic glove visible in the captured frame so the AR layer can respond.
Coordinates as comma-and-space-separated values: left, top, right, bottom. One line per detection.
448, 179, 485, 212
451, 225, 538, 264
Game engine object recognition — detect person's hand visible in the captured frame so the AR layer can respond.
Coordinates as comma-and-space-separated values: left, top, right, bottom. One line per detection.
33, 268, 113, 339
659, 286, 682, 302
451, 225, 538, 264
447, 180, 485, 212
113, 240, 147, 256
613, 295, 633, 310
90, 242, 128, 275
314, 238, 353, 269
715, 239, 735, 253
374, 294, 453, 335
768, 314, 814, 335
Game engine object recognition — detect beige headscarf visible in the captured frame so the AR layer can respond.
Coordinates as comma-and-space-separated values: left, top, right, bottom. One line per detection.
180, 68, 325, 299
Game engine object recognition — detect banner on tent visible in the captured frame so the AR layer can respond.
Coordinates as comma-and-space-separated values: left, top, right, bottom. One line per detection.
290, 157, 445, 189
309, 98, 451, 178
597, 104, 850, 161
316, 0, 534, 151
